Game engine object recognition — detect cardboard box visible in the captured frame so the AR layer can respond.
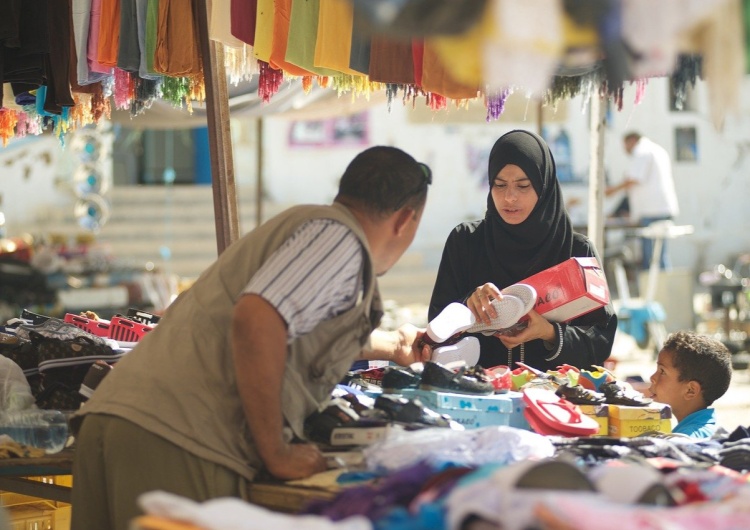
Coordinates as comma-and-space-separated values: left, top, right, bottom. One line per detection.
400, 388, 514, 429
608, 403, 673, 438
521, 257, 610, 323
579, 404, 609, 436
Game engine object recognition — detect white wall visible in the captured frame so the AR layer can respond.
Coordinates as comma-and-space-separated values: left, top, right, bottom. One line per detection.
251, 76, 750, 274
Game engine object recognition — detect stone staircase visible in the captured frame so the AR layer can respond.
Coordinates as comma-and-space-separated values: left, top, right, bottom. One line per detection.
25, 185, 438, 306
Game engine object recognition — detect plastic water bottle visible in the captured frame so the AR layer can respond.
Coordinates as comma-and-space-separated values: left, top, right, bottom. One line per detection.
0, 410, 69, 454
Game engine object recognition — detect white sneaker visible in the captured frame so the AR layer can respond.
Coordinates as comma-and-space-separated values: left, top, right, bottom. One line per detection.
425, 303, 476, 343
465, 295, 526, 335
502, 283, 536, 313
432, 336, 481, 367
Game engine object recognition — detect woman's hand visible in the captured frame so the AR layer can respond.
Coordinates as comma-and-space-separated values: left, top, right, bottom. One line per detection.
494, 309, 556, 348
466, 283, 504, 325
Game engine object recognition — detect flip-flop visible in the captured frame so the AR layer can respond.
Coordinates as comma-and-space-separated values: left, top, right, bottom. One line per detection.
522, 387, 600, 436
523, 407, 572, 436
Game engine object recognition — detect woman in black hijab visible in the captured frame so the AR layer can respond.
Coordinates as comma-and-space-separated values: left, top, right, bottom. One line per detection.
428, 129, 617, 371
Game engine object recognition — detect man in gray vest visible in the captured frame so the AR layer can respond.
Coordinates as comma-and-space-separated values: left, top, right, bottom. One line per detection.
70, 146, 433, 530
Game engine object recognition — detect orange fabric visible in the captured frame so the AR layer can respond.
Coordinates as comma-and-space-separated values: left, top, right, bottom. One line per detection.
269, 0, 314, 76
154, 0, 202, 77
314, 0, 360, 75
97, 0, 121, 67
421, 42, 478, 100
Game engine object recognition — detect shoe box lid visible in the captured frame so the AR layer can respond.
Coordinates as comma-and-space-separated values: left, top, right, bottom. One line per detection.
608, 402, 672, 420
578, 404, 609, 417
521, 257, 610, 323
401, 388, 514, 413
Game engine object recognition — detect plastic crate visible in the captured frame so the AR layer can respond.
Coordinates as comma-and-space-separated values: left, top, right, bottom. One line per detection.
108, 316, 153, 343
126, 307, 161, 326
63, 313, 111, 337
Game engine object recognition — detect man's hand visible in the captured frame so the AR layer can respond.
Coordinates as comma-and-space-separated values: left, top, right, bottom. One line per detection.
393, 323, 432, 366
264, 442, 327, 480
364, 324, 432, 366
494, 309, 555, 349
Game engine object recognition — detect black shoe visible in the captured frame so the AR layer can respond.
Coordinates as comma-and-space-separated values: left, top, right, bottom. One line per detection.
419, 361, 494, 395
600, 381, 653, 406
555, 383, 606, 405
372, 394, 453, 428
381, 366, 421, 393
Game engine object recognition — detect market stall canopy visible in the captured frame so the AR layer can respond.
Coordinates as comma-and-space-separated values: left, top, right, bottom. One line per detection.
0, 0, 745, 144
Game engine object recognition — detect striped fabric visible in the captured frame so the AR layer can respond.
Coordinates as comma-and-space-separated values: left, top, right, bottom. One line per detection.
243, 219, 364, 340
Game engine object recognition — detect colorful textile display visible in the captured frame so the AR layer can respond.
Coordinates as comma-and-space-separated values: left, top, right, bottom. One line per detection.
0, 0, 745, 145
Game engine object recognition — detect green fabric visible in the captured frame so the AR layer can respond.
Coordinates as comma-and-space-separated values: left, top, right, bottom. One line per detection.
286, 0, 339, 76
145, 0, 159, 75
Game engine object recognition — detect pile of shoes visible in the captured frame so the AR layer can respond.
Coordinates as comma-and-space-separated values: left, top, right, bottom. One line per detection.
0, 307, 157, 410
379, 361, 497, 396
304, 390, 462, 448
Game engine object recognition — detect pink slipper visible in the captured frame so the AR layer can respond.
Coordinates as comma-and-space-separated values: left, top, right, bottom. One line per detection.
522, 387, 599, 436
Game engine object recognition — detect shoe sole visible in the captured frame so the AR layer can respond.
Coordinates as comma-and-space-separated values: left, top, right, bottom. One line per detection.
465, 295, 525, 335
431, 336, 480, 367
501, 283, 536, 313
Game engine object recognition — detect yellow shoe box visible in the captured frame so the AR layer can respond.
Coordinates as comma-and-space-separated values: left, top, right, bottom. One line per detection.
579, 404, 609, 436
608, 403, 672, 438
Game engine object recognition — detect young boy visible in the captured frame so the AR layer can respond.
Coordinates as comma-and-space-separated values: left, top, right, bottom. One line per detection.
649, 331, 732, 438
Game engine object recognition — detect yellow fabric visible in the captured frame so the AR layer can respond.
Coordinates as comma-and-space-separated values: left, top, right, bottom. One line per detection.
561, 12, 599, 49
421, 42, 479, 100
428, 6, 494, 87
315, 0, 361, 75
253, 0, 275, 62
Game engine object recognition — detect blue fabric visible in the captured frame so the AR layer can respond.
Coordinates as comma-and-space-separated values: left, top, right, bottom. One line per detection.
673, 408, 717, 439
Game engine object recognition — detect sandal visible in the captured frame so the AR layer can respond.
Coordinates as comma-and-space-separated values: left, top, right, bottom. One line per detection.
555, 383, 606, 405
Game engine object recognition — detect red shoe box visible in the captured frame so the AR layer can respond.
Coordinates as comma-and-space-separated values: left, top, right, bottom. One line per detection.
521, 257, 610, 323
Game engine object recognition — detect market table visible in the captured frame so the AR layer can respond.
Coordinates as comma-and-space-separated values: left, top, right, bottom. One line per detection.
0, 448, 74, 503
0, 450, 336, 512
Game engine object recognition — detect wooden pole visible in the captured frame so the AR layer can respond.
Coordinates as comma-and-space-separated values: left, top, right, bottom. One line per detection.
587, 95, 606, 254
256, 118, 264, 228
196, 0, 240, 254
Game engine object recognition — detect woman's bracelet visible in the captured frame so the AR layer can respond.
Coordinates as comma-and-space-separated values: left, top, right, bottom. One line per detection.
544, 323, 564, 362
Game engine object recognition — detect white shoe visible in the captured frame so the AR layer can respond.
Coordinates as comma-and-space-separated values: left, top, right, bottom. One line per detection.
502, 283, 536, 313
431, 336, 481, 367
426, 303, 476, 343
465, 295, 526, 335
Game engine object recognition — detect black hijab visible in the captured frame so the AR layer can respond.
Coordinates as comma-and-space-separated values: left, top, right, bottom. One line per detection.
484, 129, 574, 284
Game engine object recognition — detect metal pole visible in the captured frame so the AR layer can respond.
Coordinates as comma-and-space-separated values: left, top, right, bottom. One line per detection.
587, 95, 606, 254
195, 0, 240, 254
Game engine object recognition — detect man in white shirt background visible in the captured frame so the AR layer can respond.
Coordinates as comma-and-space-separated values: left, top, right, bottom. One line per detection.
606, 131, 680, 270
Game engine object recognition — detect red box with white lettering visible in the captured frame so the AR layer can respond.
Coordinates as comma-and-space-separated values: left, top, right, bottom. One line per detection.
521, 257, 610, 323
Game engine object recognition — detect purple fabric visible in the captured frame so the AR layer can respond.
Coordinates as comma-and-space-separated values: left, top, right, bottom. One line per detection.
302, 461, 437, 521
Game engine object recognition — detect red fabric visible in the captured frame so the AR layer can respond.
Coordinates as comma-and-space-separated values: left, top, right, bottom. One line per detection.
231, 0, 257, 46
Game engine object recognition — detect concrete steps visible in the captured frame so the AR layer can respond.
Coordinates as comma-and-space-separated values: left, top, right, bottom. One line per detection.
24, 185, 439, 303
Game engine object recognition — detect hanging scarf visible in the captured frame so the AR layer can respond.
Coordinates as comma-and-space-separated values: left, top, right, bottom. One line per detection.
483, 129, 574, 284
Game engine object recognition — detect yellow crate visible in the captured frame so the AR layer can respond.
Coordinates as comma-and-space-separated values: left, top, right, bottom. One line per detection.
608, 403, 672, 438
579, 404, 608, 436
